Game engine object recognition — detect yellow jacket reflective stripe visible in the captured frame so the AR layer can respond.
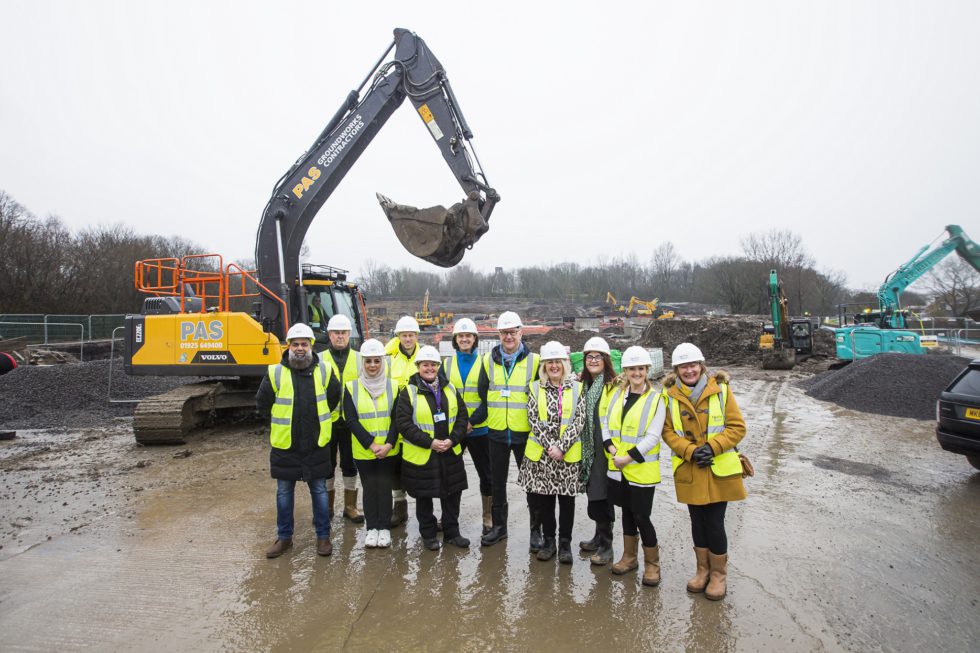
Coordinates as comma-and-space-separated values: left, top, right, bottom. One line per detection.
268, 361, 332, 449
666, 383, 742, 477
327, 349, 359, 423
525, 380, 582, 463
443, 355, 488, 430
347, 379, 400, 460
401, 384, 462, 466
484, 351, 539, 432
605, 386, 662, 485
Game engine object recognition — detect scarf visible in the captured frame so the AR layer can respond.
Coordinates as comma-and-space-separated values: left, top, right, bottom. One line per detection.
680, 373, 708, 406
579, 373, 604, 485
500, 342, 524, 370
357, 356, 389, 399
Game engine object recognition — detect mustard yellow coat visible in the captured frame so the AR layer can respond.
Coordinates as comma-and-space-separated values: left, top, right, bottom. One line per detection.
661, 370, 747, 505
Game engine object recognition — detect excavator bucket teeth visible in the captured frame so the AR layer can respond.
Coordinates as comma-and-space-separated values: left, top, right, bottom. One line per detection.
377, 191, 488, 268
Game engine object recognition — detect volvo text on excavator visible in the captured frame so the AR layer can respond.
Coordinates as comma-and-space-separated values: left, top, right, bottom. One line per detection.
123, 28, 499, 444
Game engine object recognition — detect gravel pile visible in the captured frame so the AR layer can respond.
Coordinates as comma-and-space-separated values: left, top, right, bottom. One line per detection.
523, 328, 605, 353
639, 317, 766, 365
798, 352, 969, 420
0, 359, 205, 429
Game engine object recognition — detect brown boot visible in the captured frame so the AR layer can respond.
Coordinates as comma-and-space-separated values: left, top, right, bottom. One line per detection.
687, 547, 710, 593
481, 495, 493, 535
344, 489, 364, 524
316, 538, 333, 557
390, 499, 408, 528
641, 545, 661, 586
611, 535, 639, 575
265, 538, 292, 559
706, 552, 728, 600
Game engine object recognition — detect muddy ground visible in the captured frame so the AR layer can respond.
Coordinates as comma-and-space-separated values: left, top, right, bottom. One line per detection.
2, 365, 978, 652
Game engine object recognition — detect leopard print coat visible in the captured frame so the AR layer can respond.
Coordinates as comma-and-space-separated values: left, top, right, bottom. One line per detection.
517, 379, 586, 496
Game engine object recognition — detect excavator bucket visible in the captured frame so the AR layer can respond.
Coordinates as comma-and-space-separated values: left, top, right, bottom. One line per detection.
378, 191, 488, 268
761, 347, 796, 370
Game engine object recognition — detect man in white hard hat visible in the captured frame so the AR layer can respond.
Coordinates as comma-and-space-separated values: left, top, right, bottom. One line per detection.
325, 314, 363, 525
386, 315, 421, 527
476, 311, 542, 548
256, 323, 342, 559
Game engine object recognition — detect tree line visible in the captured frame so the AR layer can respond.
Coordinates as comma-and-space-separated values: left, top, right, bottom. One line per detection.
1, 190, 976, 318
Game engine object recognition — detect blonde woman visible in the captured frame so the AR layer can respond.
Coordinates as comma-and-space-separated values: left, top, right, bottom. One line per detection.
518, 341, 586, 564
603, 346, 666, 586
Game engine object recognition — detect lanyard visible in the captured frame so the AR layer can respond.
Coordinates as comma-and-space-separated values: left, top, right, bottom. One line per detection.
423, 380, 442, 413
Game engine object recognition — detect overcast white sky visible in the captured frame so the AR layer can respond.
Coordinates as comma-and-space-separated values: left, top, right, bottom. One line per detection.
2, 1, 978, 291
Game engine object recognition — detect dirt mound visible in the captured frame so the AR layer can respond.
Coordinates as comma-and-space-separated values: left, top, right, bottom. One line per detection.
0, 359, 206, 430
798, 352, 969, 420
638, 316, 766, 366
521, 328, 608, 353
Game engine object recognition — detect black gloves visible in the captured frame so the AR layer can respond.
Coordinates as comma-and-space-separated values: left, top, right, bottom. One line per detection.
693, 444, 714, 467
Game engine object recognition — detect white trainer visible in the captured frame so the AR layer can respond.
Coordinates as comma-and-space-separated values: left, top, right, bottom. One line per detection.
365, 529, 379, 548
377, 529, 391, 548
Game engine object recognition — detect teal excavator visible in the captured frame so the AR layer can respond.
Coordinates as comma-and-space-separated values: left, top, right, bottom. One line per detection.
835, 224, 980, 361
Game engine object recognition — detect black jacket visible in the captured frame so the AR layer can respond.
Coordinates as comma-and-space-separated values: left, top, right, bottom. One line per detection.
395, 373, 468, 498
476, 343, 538, 444
256, 350, 341, 481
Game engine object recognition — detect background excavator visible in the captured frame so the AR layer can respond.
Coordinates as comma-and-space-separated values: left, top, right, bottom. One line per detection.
759, 269, 813, 370
123, 28, 499, 444
834, 224, 979, 361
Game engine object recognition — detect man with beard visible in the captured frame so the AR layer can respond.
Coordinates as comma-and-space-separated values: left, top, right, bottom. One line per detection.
257, 323, 342, 558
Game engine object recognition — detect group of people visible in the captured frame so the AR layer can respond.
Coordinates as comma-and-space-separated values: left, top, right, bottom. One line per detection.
256, 309, 747, 600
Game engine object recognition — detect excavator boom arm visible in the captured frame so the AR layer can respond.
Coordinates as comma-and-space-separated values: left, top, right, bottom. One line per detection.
255, 28, 498, 338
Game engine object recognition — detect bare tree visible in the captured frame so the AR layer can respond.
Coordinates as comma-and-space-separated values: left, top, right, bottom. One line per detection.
922, 257, 980, 317
651, 241, 679, 298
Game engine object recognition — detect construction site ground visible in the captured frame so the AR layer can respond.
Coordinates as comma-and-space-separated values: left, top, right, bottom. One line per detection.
2, 361, 978, 651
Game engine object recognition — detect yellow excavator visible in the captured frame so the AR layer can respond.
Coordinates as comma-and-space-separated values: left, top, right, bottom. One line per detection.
124, 29, 499, 444
414, 289, 454, 330
625, 296, 658, 316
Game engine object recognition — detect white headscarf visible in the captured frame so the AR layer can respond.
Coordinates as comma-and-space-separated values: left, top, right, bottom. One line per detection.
357, 353, 389, 399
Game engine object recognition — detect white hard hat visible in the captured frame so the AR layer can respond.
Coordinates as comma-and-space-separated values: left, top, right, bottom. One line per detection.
359, 338, 385, 357
452, 317, 478, 335
539, 341, 569, 361
671, 342, 705, 366
286, 323, 316, 343
327, 314, 352, 331
621, 345, 653, 368
582, 336, 610, 356
497, 311, 523, 330
415, 345, 442, 365
395, 316, 420, 333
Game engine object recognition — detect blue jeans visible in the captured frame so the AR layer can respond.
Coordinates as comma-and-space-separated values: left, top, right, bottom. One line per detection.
276, 478, 330, 540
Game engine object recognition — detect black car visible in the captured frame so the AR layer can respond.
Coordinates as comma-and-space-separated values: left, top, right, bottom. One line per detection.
936, 358, 980, 470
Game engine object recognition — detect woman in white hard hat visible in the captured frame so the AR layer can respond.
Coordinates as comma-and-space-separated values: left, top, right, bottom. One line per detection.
660, 342, 746, 601
395, 345, 470, 550
517, 341, 586, 563
386, 315, 421, 529
343, 339, 400, 549
442, 317, 493, 534
577, 336, 619, 566
604, 345, 666, 587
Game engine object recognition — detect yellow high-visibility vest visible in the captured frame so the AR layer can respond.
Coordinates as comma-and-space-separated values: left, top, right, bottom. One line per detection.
401, 384, 463, 466
524, 380, 582, 463
666, 383, 742, 477
347, 378, 400, 460
386, 338, 418, 390
443, 354, 488, 430
267, 361, 332, 449
605, 386, 662, 485
327, 349, 358, 423
484, 351, 539, 432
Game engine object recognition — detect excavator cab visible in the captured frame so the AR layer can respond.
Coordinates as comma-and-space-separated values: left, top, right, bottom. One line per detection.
299, 264, 368, 351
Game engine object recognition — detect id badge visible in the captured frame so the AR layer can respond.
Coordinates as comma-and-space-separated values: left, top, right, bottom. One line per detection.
500, 389, 511, 398
433, 412, 447, 423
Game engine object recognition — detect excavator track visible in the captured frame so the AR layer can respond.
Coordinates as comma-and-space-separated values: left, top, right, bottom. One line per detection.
133, 380, 259, 445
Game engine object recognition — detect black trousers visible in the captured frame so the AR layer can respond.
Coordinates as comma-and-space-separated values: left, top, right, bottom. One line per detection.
329, 425, 357, 478
587, 498, 615, 524
528, 493, 575, 540
416, 493, 462, 540
461, 436, 492, 496
488, 439, 526, 508
609, 477, 657, 547
688, 502, 729, 555
353, 457, 396, 530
